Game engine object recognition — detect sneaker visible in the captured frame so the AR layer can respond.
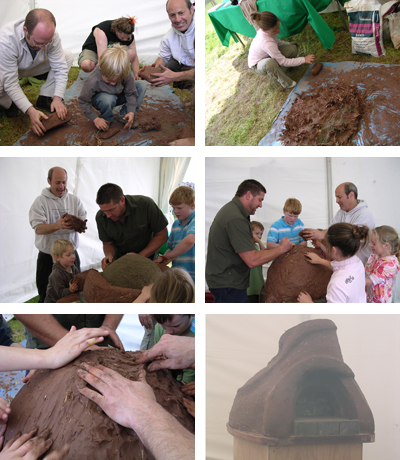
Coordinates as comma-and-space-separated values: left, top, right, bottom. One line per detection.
36, 95, 52, 111
5, 101, 20, 118
287, 80, 296, 89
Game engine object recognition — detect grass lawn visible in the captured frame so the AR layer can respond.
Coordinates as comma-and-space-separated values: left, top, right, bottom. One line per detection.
9, 317, 26, 343
205, 3, 400, 146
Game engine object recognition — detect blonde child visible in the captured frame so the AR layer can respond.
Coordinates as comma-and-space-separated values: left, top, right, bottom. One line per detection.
156, 186, 195, 283
267, 198, 307, 248
133, 268, 195, 303
45, 239, 79, 303
78, 43, 139, 131
298, 223, 369, 303
365, 226, 400, 303
247, 221, 265, 302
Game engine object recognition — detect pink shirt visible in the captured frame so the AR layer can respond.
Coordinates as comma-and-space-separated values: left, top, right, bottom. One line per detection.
365, 254, 399, 303
248, 29, 305, 68
327, 255, 366, 303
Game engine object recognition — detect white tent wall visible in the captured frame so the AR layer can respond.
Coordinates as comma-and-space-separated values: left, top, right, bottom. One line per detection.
0, 0, 172, 65
205, 157, 400, 301
0, 157, 189, 303
206, 314, 400, 460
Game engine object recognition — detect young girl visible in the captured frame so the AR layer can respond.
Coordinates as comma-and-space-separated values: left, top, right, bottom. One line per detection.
365, 226, 400, 303
298, 223, 369, 303
248, 12, 316, 90
133, 268, 195, 303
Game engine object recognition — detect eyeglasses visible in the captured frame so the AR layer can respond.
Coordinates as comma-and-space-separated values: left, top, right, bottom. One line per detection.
28, 34, 52, 48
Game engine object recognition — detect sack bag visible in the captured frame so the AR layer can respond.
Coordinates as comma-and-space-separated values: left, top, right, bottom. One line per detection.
345, 0, 385, 56
388, 12, 400, 48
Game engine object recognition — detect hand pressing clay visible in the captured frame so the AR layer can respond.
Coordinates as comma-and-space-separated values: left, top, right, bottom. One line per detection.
62, 213, 87, 233
139, 66, 164, 83
264, 245, 332, 302
98, 124, 121, 139
40, 111, 72, 133
310, 62, 323, 76
4, 349, 194, 460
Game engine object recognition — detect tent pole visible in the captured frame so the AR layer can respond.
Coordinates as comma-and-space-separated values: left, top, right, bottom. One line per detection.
326, 157, 333, 224
30, 0, 36, 10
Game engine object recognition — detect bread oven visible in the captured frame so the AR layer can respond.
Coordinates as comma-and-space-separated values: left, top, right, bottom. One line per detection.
227, 319, 374, 460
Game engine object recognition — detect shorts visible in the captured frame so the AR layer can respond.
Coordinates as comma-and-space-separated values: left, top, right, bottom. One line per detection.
78, 49, 98, 67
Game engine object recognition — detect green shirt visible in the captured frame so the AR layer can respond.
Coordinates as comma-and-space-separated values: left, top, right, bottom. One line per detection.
154, 324, 195, 384
96, 195, 168, 259
206, 197, 255, 290
247, 244, 264, 296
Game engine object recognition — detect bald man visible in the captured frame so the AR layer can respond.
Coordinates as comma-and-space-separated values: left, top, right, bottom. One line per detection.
29, 167, 87, 302
0, 8, 73, 136
302, 182, 375, 264
139, 0, 195, 89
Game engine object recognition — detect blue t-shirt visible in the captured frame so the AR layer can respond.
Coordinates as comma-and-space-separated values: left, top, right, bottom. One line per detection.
267, 216, 305, 245
168, 210, 195, 283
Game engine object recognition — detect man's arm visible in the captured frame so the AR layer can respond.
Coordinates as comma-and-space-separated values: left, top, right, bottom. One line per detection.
139, 228, 168, 258
35, 213, 75, 235
14, 315, 69, 347
151, 66, 194, 87
239, 237, 293, 268
101, 241, 116, 270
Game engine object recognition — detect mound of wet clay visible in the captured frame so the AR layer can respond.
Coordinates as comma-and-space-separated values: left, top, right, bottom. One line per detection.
41, 111, 72, 132
4, 349, 194, 460
264, 245, 332, 302
102, 253, 162, 289
280, 82, 364, 146
98, 124, 121, 139
140, 116, 161, 133
139, 66, 164, 83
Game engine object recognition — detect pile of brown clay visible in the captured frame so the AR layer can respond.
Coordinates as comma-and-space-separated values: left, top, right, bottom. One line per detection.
140, 116, 162, 132
280, 82, 364, 146
264, 245, 332, 302
139, 66, 164, 83
61, 213, 87, 233
310, 62, 323, 76
98, 124, 121, 139
4, 349, 194, 460
102, 253, 162, 289
41, 111, 72, 132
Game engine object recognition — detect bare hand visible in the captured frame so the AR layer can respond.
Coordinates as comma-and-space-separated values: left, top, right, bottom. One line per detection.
181, 381, 195, 396
151, 65, 176, 87
304, 252, 322, 264
101, 256, 114, 271
302, 228, 325, 241
94, 117, 109, 131
69, 280, 79, 293
136, 335, 195, 371
138, 314, 153, 330
134, 285, 153, 303
168, 138, 195, 146
77, 364, 156, 429
182, 397, 195, 418
99, 325, 124, 351
22, 369, 38, 384
155, 255, 169, 265
57, 213, 75, 231
0, 397, 10, 423
279, 237, 293, 253
0, 420, 6, 449
44, 325, 109, 369
27, 107, 48, 137
298, 291, 313, 303
122, 112, 135, 130
50, 97, 67, 120
305, 54, 316, 64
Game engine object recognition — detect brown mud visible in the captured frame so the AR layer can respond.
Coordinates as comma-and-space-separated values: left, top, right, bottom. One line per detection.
4, 349, 194, 460
139, 66, 164, 83
41, 111, 72, 131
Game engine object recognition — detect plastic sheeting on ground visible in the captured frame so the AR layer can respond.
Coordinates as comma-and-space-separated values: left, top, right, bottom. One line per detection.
259, 61, 400, 146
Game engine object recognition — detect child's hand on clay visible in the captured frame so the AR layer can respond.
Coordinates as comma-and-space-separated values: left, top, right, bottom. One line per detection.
94, 117, 109, 131
0, 396, 10, 422
122, 112, 135, 130
298, 291, 313, 303
304, 252, 322, 264
133, 284, 153, 303
69, 279, 79, 293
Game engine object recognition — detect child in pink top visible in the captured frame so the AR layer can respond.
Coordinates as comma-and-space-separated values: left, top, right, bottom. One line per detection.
248, 12, 316, 89
365, 226, 400, 303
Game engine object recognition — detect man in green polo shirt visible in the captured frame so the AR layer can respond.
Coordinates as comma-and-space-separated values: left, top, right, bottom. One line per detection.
205, 179, 293, 303
96, 183, 168, 271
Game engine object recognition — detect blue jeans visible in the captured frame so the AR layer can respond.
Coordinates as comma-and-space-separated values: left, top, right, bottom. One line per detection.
209, 288, 248, 303
92, 80, 147, 123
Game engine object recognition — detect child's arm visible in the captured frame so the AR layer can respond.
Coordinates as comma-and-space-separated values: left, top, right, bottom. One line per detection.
305, 252, 333, 270
0, 326, 108, 372
266, 242, 279, 249
160, 234, 194, 262
133, 285, 153, 303
78, 76, 109, 131
253, 236, 265, 250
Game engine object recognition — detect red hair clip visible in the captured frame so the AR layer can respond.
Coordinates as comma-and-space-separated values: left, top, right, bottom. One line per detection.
126, 16, 137, 25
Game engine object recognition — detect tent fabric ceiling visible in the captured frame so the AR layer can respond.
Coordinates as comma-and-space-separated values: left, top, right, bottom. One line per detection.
0, 0, 173, 65
0, 157, 189, 303
205, 157, 400, 301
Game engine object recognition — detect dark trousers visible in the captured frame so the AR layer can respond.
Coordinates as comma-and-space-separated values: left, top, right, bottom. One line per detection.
36, 250, 81, 303
209, 287, 248, 303
165, 58, 194, 90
